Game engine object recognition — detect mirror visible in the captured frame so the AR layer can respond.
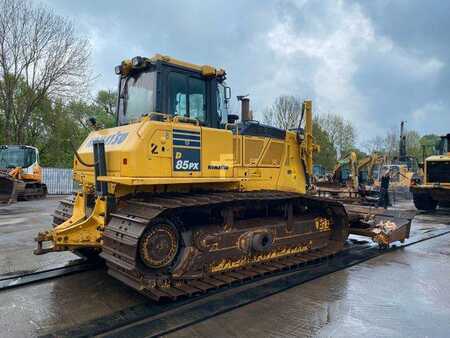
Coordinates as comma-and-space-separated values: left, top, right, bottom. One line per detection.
224, 86, 231, 100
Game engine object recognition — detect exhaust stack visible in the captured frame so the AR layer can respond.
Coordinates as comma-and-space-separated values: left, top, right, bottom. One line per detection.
238, 95, 252, 122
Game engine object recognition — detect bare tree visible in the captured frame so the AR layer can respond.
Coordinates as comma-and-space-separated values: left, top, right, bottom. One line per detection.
362, 135, 385, 154
0, 0, 90, 143
316, 113, 356, 159
263, 95, 302, 130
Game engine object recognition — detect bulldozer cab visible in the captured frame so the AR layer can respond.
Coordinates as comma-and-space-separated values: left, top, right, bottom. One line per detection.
116, 55, 230, 129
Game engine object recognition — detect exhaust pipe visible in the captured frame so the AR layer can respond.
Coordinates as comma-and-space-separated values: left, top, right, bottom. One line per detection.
238, 95, 252, 122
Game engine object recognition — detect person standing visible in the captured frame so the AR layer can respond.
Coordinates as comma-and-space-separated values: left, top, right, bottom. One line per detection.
378, 169, 390, 209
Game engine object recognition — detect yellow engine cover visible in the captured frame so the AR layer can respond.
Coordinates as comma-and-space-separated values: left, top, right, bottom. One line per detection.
73, 116, 308, 196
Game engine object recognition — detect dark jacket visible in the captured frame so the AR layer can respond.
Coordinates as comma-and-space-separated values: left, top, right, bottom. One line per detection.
380, 175, 390, 190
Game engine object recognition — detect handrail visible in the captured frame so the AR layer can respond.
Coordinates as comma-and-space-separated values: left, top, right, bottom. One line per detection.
173, 115, 200, 126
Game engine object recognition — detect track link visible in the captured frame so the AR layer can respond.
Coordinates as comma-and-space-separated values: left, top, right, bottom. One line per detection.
52, 195, 76, 226
101, 191, 349, 301
17, 181, 48, 201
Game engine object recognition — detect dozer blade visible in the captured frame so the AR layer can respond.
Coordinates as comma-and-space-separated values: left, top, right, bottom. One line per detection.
0, 175, 18, 204
344, 204, 416, 248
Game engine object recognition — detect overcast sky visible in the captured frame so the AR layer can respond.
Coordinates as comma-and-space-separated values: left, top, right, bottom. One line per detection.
42, 0, 450, 144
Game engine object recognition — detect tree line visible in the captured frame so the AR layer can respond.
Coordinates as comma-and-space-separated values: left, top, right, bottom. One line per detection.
0, 0, 116, 167
263, 95, 442, 170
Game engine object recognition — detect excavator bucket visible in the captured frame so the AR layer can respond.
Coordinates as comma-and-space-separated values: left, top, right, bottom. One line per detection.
0, 174, 17, 204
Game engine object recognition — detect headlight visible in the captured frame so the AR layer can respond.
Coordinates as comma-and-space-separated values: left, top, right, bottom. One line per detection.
115, 65, 122, 75
132, 56, 144, 68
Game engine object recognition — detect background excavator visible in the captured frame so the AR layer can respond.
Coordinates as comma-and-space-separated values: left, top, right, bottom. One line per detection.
0, 145, 47, 203
34, 54, 412, 301
314, 152, 385, 205
358, 153, 386, 186
314, 151, 362, 202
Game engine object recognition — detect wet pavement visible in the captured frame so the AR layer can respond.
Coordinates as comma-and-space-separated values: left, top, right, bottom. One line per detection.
0, 197, 146, 337
167, 234, 450, 338
0, 197, 75, 275
0, 198, 449, 337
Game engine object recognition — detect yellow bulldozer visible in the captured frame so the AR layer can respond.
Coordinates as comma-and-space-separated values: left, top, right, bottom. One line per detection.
0, 145, 47, 203
410, 134, 450, 210
34, 54, 409, 301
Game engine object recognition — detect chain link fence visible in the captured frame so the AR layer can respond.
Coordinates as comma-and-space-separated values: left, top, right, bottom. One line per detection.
42, 167, 74, 195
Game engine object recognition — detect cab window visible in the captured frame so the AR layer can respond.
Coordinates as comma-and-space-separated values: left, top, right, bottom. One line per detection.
168, 72, 206, 122
188, 77, 205, 121
168, 72, 187, 116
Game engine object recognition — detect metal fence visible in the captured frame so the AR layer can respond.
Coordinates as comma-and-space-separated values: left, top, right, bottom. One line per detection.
42, 167, 74, 195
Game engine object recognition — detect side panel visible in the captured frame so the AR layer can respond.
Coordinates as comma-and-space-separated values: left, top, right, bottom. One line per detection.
172, 128, 202, 173
171, 125, 202, 177
201, 127, 234, 177
232, 132, 306, 194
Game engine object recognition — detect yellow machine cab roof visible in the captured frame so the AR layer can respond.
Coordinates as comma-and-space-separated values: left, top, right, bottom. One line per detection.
118, 54, 225, 78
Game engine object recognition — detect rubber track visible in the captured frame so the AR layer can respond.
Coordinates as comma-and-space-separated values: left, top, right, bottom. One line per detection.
101, 191, 346, 301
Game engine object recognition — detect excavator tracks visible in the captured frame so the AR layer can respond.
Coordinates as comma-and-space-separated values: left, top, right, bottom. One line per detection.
100, 191, 349, 301
17, 181, 47, 201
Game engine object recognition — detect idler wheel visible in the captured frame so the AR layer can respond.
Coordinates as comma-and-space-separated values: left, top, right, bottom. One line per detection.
139, 222, 179, 269
252, 232, 273, 252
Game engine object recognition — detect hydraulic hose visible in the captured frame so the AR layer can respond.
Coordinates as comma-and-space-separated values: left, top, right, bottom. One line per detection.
68, 140, 96, 167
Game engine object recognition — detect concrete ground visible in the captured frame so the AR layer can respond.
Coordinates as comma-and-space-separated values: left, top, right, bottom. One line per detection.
0, 197, 76, 275
0, 197, 449, 337
167, 233, 450, 338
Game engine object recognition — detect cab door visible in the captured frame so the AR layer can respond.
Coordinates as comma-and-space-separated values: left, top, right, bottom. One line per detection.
167, 70, 205, 177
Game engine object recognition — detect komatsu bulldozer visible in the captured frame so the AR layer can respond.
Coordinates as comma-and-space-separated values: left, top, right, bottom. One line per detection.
34, 54, 408, 301
410, 134, 450, 210
0, 145, 47, 203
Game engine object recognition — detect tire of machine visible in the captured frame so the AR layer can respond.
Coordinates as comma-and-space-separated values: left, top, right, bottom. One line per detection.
413, 193, 438, 211
139, 220, 180, 270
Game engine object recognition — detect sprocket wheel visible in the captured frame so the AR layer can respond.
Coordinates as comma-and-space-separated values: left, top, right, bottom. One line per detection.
139, 222, 180, 269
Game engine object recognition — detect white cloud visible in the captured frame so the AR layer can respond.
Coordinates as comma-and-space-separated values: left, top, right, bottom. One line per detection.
42, 0, 449, 142
412, 101, 445, 122
265, 0, 446, 142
